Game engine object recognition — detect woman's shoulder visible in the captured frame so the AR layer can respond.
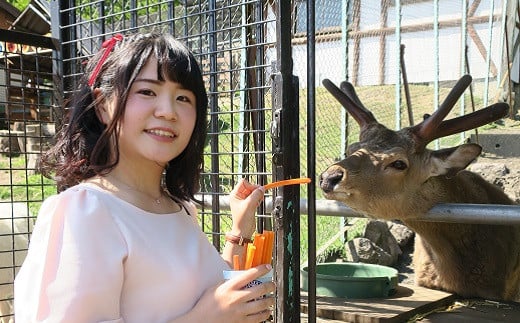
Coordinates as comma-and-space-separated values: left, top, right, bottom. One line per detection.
35, 183, 126, 240
38, 183, 114, 222
44, 182, 107, 205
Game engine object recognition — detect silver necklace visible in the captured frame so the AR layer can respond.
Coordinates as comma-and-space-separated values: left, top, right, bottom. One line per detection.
107, 175, 164, 205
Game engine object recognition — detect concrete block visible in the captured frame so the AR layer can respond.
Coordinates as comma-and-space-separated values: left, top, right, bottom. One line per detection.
470, 133, 520, 157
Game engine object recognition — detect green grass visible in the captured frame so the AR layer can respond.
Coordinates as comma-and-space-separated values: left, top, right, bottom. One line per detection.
0, 154, 57, 216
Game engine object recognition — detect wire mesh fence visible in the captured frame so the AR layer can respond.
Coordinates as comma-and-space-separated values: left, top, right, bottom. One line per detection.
0, 29, 58, 322
296, 0, 513, 199
0, 0, 517, 321
55, 0, 278, 249
296, 1, 518, 288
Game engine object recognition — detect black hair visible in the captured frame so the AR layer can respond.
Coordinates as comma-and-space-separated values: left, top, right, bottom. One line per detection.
41, 33, 208, 202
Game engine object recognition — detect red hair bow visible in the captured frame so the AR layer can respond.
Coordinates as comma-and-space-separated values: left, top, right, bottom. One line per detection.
88, 34, 124, 87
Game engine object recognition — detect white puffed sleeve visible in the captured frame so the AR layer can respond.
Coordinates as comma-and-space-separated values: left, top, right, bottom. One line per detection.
14, 186, 127, 323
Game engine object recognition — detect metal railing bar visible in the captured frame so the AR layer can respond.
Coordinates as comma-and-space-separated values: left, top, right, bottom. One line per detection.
196, 195, 520, 225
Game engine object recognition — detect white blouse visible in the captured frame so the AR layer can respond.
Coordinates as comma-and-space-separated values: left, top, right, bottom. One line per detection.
14, 183, 230, 322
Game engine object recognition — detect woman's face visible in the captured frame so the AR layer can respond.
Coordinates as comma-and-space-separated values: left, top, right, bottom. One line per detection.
100, 57, 197, 170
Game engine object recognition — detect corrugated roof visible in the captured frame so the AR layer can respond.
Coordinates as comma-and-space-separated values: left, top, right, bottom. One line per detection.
10, 0, 50, 35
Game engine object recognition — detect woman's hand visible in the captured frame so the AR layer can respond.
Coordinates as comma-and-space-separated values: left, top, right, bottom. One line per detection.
185, 264, 275, 323
228, 178, 265, 239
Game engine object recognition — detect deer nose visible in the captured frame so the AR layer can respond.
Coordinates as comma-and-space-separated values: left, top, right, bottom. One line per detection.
319, 168, 344, 193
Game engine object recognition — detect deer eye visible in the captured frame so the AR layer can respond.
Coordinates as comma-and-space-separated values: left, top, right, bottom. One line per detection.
389, 160, 408, 170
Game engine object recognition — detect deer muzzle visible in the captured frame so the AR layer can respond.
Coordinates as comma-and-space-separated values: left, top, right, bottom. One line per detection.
319, 165, 344, 193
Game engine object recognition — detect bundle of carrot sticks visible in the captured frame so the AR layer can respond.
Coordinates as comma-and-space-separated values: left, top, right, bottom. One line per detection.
233, 230, 274, 270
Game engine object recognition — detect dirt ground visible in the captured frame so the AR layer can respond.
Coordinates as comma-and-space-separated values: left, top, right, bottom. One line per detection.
470, 153, 520, 203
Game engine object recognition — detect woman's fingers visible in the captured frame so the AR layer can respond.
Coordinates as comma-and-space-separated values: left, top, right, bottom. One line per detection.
232, 178, 264, 201
244, 297, 275, 321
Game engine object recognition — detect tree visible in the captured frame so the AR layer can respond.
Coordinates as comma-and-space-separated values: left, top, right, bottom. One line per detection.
6, 0, 30, 12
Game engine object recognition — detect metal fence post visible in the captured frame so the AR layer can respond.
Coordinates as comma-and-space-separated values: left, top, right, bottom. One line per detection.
271, 69, 301, 322
272, 2, 301, 321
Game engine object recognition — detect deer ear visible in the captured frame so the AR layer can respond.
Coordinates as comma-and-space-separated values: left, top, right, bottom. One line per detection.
429, 143, 482, 178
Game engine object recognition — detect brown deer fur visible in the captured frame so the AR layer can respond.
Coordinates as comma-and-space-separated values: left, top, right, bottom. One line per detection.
319, 76, 520, 301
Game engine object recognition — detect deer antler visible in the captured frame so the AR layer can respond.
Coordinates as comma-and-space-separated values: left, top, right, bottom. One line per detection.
340, 81, 367, 110
412, 75, 472, 143
412, 75, 509, 145
322, 79, 376, 128
324, 76, 510, 146
432, 102, 509, 141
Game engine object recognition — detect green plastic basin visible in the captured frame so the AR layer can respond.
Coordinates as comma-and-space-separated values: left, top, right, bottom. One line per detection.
301, 262, 398, 298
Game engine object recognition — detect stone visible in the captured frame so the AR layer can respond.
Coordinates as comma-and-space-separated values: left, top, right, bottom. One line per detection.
345, 237, 394, 266
364, 220, 402, 264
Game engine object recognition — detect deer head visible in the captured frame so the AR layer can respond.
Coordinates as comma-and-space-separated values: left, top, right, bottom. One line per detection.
319, 75, 510, 219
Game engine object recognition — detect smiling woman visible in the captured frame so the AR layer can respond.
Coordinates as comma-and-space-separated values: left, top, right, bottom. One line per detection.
14, 33, 275, 323
94, 56, 197, 176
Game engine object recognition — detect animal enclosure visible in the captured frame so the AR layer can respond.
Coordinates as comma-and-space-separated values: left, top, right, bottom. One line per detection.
0, 0, 519, 322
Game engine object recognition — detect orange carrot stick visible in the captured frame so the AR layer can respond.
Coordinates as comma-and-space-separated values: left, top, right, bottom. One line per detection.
233, 254, 241, 270
261, 231, 270, 264
263, 177, 311, 191
252, 234, 265, 267
263, 231, 274, 265
244, 244, 256, 269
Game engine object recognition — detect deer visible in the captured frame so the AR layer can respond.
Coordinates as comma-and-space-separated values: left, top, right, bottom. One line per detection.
319, 75, 520, 302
